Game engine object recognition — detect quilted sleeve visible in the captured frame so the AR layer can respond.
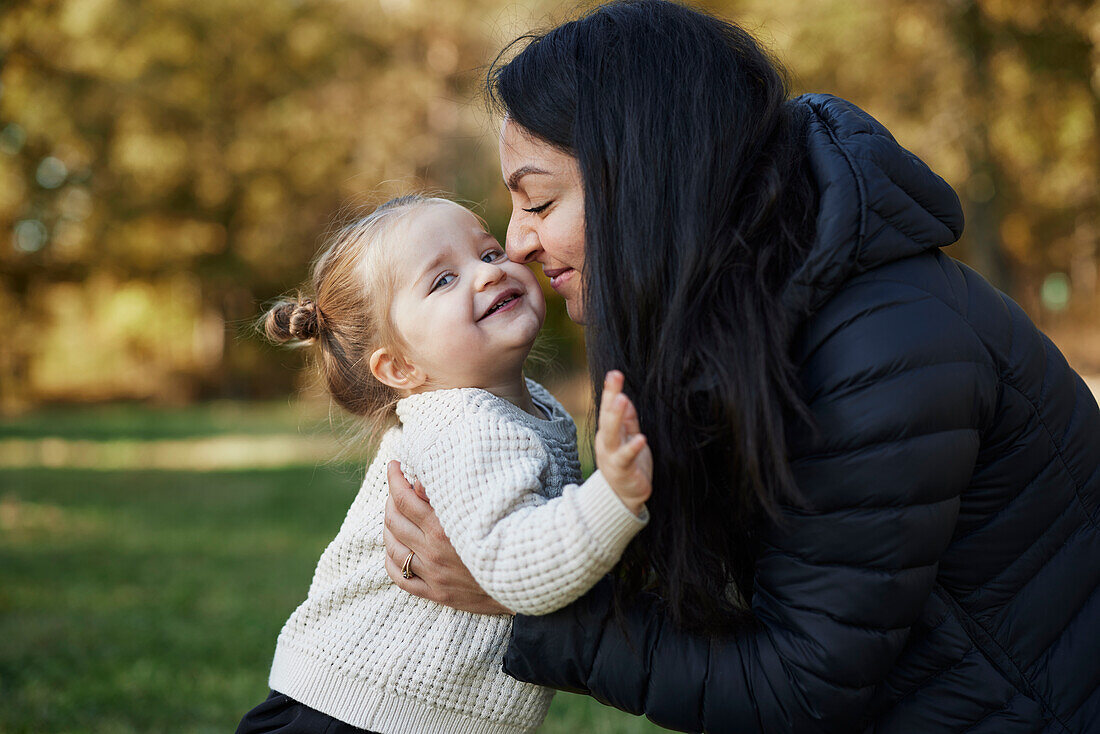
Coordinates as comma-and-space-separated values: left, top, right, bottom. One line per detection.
505, 278, 998, 732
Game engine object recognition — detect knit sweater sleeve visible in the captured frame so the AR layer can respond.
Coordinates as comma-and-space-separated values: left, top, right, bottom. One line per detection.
401, 393, 647, 616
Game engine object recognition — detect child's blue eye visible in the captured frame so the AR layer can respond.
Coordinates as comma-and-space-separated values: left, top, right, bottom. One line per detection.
481, 250, 505, 263
431, 273, 455, 291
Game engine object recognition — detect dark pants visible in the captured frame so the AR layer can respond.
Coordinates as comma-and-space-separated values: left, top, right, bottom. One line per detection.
236, 691, 380, 734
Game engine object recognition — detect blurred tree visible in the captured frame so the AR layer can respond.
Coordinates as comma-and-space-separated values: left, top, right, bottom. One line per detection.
714, 0, 1098, 362
714, 0, 1097, 295
1, 0, 1096, 408
0, 0, 553, 407
936, 0, 1097, 300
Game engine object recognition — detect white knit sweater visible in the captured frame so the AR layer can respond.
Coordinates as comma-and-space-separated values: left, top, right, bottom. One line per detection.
268, 379, 647, 733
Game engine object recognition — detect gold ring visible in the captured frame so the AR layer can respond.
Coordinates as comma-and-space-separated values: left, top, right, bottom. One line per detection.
401, 551, 416, 580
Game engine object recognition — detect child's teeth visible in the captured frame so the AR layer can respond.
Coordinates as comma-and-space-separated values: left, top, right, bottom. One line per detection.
490, 296, 514, 314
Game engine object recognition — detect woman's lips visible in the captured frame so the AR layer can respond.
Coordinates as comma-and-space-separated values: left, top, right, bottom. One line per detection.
544, 267, 575, 292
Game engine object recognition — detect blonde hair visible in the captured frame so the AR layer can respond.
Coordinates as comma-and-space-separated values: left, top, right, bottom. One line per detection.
262, 194, 450, 436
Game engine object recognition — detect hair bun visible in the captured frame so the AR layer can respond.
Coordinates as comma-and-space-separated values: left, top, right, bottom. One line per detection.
263, 296, 321, 344
289, 298, 320, 341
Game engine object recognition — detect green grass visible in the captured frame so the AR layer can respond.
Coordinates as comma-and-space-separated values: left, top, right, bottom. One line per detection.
0, 404, 663, 733
0, 400, 332, 441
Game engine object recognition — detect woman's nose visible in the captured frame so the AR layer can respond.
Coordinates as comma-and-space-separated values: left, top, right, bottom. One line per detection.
505, 216, 541, 264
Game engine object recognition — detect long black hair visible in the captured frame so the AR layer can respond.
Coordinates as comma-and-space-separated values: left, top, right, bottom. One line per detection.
489, 0, 818, 633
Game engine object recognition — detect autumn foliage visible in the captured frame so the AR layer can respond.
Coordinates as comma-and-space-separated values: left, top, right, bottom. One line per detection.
1, 0, 1097, 409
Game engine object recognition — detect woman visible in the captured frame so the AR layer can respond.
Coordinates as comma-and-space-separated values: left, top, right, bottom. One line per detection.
382, 1, 1100, 731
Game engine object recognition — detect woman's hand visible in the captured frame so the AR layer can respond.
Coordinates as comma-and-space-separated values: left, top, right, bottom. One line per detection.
383, 460, 514, 615
595, 371, 653, 516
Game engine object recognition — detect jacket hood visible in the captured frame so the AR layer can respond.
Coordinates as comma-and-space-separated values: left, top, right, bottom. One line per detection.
781, 94, 965, 319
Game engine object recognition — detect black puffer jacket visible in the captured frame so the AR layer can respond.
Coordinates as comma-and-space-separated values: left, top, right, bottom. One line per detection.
503, 95, 1100, 733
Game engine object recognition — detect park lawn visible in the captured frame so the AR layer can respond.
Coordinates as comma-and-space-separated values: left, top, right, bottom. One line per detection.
0, 437, 662, 732
0, 400, 333, 442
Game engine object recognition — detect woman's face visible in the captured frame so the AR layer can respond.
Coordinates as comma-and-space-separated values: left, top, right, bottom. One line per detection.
498, 119, 587, 323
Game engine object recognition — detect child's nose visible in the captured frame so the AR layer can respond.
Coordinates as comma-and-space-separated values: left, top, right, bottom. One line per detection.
474, 261, 506, 290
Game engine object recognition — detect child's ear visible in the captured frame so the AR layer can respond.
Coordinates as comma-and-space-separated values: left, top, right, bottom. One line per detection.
369, 347, 425, 391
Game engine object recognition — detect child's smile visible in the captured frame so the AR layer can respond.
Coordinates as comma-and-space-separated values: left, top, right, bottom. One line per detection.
385, 200, 546, 392
478, 287, 525, 320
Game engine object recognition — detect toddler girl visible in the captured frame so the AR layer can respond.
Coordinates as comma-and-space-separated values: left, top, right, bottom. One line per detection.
236, 194, 652, 734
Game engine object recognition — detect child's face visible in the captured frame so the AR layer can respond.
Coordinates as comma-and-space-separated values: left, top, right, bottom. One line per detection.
386, 202, 546, 390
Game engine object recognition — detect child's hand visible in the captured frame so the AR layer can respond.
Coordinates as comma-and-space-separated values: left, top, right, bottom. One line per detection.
595, 371, 652, 516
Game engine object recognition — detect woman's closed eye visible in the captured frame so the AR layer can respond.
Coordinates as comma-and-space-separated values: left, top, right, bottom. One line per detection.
522, 201, 551, 214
